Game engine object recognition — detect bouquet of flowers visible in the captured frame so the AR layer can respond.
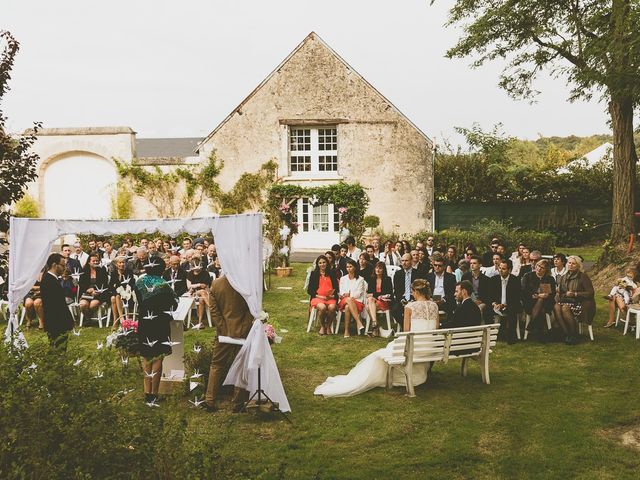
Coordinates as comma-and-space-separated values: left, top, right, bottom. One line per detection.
109, 318, 139, 356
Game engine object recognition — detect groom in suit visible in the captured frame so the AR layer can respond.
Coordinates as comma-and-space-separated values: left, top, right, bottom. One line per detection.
204, 275, 255, 413
451, 280, 482, 328
41, 253, 75, 348
392, 253, 419, 332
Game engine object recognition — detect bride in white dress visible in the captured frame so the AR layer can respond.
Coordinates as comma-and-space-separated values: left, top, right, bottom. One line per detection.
315, 279, 440, 397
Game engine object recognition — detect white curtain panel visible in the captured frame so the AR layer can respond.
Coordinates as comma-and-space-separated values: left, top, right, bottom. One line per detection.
4, 214, 264, 343
224, 319, 291, 412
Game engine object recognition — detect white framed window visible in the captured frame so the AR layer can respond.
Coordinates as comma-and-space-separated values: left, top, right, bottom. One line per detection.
298, 199, 340, 233
289, 126, 338, 176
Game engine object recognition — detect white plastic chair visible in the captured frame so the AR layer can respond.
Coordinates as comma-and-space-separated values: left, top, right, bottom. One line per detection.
622, 306, 640, 339
79, 303, 111, 328
520, 312, 553, 340
578, 322, 595, 341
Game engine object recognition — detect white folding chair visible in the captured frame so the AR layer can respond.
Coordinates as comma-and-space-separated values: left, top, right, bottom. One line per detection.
521, 312, 553, 340
79, 303, 111, 328
363, 308, 393, 335
623, 306, 640, 339
578, 322, 595, 341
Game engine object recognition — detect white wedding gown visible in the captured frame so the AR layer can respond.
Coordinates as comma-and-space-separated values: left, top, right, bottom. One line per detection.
314, 300, 440, 397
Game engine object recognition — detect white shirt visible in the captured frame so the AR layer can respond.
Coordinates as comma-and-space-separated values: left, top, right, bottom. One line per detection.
339, 275, 366, 303
500, 275, 509, 305
482, 265, 499, 278
551, 267, 567, 280
346, 247, 362, 262
74, 251, 89, 268
433, 272, 445, 297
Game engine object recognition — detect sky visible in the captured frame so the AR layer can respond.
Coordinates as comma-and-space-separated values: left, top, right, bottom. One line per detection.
3, 0, 610, 146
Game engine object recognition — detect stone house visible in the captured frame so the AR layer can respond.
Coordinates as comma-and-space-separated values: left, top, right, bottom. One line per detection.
24, 32, 433, 251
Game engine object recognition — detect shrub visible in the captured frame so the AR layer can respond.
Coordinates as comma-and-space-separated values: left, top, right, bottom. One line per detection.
13, 193, 40, 218
363, 215, 380, 229
0, 339, 229, 478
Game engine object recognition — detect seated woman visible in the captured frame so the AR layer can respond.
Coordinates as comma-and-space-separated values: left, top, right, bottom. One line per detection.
604, 267, 639, 328
23, 271, 44, 330
554, 255, 595, 345
108, 255, 135, 328
307, 254, 339, 335
358, 253, 373, 281
551, 253, 568, 281
187, 256, 213, 329
338, 259, 367, 337
315, 279, 440, 398
366, 261, 393, 337
78, 253, 110, 321
445, 245, 457, 273
521, 259, 556, 337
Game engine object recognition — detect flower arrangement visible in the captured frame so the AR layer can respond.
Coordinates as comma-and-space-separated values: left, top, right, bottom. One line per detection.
110, 318, 139, 356
259, 311, 282, 345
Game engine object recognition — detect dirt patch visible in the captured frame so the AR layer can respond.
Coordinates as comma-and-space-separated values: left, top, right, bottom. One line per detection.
589, 245, 640, 292
600, 423, 640, 450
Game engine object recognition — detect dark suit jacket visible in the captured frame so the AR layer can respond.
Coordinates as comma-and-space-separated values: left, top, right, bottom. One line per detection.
162, 268, 188, 297
426, 271, 456, 313
414, 262, 429, 279
489, 274, 523, 314
79, 267, 110, 301
451, 297, 482, 328
65, 257, 82, 275
307, 269, 339, 300
108, 269, 135, 296
41, 271, 74, 336
367, 275, 393, 299
209, 276, 254, 339
461, 271, 491, 304
393, 268, 419, 303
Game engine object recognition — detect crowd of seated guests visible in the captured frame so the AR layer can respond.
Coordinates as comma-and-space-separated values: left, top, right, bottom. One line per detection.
306, 234, 601, 345
10, 235, 222, 330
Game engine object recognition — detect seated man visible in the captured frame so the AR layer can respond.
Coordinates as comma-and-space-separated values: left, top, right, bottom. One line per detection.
410, 249, 428, 279
462, 255, 491, 323
187, 256, 213, 329
489, 259, 522, 344
72, 242, 89, 268
128, 247, 149, 277
391, 253, 419, 331
451, 280, 482, 328
162, 255, 188, 297
426, 254, 456, 325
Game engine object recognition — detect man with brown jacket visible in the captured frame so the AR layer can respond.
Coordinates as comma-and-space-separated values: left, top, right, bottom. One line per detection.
204, 275, 254, 412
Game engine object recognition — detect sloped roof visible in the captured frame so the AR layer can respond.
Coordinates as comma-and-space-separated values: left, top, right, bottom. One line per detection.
557, 142, 613, 173
136, 137, 203, 158
196, 31, 432, 152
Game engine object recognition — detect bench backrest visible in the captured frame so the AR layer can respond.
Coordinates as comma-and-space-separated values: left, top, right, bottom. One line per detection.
388, 324, 500, 364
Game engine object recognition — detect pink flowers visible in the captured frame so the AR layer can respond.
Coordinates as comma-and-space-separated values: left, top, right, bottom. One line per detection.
278, 202, 290, 213
338, 207, 348, 214
264, 323, 276, 341
121, 318, 138, 333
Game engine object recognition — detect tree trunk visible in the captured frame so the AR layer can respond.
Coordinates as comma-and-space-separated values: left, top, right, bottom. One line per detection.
609, 95, 638, 244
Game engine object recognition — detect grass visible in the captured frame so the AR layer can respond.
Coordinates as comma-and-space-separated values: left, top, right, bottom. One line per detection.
12, 263, 640, 479
557, 245, 603, 263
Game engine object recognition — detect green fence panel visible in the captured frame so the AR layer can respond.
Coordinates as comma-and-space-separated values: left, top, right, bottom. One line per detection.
435, 203, 611, 231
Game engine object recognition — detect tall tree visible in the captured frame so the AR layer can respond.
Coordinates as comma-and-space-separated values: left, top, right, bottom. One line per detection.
0, 31, 41, 266
439, 0, 640, 243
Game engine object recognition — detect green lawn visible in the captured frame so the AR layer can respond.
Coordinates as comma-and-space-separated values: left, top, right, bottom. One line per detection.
557, 245, 603, 263
11, 264, 640, 479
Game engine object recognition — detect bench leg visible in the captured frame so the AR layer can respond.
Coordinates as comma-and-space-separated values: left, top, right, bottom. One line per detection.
479, 348, 490, 385
386, 365, 393, 390
405, 367, 415, 398
460, 358, 468, 377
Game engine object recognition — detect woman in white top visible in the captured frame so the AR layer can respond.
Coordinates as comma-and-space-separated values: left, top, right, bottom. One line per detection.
380, 241, 401, 266
315, 278, 440, 397
551, 253, 567, 280
338, 259, 367, 337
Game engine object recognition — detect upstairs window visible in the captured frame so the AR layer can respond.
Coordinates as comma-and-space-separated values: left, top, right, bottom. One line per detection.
289, 126, 338, 176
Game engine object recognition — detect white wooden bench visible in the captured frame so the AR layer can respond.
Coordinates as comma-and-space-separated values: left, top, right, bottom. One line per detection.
383, 323, 500, 397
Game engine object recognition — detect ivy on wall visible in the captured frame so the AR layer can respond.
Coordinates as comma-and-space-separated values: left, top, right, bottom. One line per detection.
265, 182, 370, 266
115, 151, 277, 218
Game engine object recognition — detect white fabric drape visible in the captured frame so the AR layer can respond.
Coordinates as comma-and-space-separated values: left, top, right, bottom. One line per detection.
223, 319, 291, 412
4, 214, 263, 343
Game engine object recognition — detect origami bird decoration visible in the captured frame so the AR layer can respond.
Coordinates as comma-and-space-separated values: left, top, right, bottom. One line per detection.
189, 381, 200, 392
144, 371, 158, 379
72, 328, 81, 336
94, 371, 104, 379
145, 399, 160, 408
96, 341, 104, 350
143, 311, 157, 321
193, 345, 202, 354
73, 358, 82, 367
143, 338, 158, 348
161, 337, 180, 347
190, 369, 203, 379
189, 396, 205, 407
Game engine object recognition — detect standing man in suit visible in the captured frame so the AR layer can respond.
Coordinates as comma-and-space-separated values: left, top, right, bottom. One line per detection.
490, 259, 522, 344
462, 255, 492, 323
392, 253, 418, 331
40, 253, 75, 348
204, 275, 254, 413
427, 254, 457, 325
451, 280, 482, 328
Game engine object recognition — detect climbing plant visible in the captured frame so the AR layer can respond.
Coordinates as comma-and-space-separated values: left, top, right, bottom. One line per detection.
265, 182, 370, 266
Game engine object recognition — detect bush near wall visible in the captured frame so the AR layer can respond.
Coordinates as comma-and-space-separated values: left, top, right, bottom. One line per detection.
376, 220, 556, 254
